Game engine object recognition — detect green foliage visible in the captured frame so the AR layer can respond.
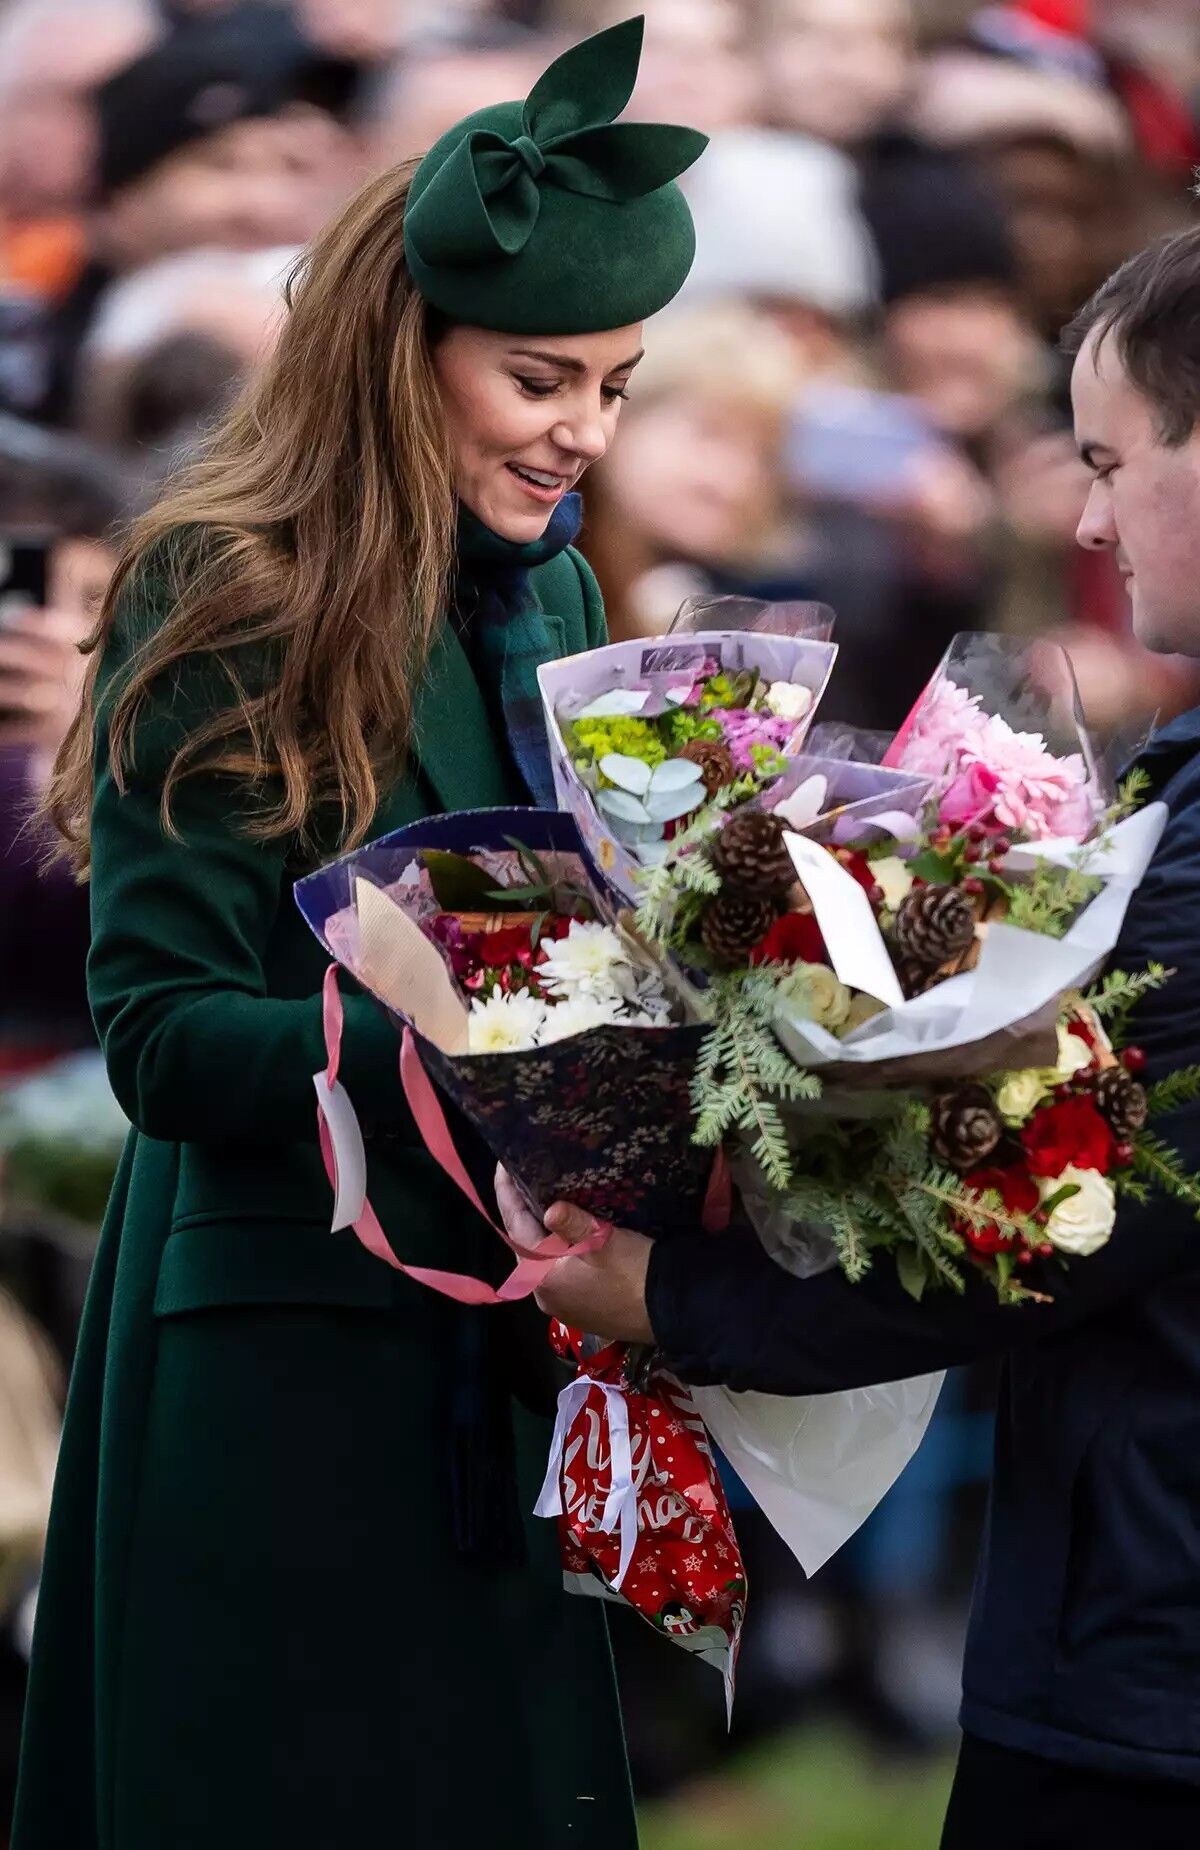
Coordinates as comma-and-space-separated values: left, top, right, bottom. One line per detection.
633, 777, 758, 946
1003, 857, 1103, 938
690, 972, 821, 1192
1131, 1132, 1200, 1217
1085, 962, 1169, 1041
658, 707, 723, 752
1145, 1065, 1200, 1115
1112, 766, 1152, 821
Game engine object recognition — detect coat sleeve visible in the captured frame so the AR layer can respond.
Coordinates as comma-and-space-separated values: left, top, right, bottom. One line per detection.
87, 573, 412, 1147
648, 786, 1200, 1395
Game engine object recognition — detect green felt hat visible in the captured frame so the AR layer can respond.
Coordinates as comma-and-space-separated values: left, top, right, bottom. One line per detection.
404, 17, 708, 334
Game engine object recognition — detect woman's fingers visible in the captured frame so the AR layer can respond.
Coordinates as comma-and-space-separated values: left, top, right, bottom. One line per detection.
494, 1165, 548, 1253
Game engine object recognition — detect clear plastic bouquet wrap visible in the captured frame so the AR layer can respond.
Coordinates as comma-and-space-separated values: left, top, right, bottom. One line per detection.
636, 633, 1200, 1305
538, 595, 837, 904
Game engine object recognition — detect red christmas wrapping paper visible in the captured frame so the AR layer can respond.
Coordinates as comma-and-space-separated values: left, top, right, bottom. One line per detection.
536, 1324, 747, 1712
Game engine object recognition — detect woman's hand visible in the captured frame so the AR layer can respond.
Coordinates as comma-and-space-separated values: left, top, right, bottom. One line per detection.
495, 1166, 656, 1344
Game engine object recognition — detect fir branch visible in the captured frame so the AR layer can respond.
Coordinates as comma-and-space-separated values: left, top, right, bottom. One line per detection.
1131, 1133, 1200, 1217
1085, 962, 1170, 1041
1112, 766, 1152, 821
1003, 858, 1103, 939
1144, 1066, 1200, 1116
633, 775, 761, 945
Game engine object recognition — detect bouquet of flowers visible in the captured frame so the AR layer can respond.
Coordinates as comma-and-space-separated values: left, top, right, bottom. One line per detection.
636, 634, 1200, 1304
538, 597, 837, 903
296, 808, 747, 1693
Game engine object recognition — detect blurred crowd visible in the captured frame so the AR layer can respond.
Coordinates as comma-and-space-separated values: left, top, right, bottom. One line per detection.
0, 0, 1198, 1831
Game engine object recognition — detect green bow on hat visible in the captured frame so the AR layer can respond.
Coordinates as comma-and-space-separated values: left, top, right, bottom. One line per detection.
404, 17, 708, 335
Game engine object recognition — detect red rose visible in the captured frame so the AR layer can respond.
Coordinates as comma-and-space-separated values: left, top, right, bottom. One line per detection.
832, 848, 879, 896
1020, 1096, 1115, 1178
749, 910, 828, 966
960, 1164, 1040, 1255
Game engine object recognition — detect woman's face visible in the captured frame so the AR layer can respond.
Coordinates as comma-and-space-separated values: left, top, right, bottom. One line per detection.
600, 393, 778, 566
431, 323, 644, 542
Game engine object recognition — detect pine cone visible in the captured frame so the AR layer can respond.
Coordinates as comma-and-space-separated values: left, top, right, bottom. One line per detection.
678, 736, 736, 798
1095, 1066, 1148, 1136
894, 884, 976, 970
709, 810, 795, 900
930, 1084, 1003, 1171
895, 955, 944, 1001
700, 892, 779, 968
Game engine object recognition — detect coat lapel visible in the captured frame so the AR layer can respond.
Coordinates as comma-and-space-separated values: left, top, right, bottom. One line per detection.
409, 621, 519, 814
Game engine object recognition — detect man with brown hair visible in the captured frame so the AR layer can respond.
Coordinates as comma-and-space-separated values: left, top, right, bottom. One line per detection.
505, 223, 1200, 1848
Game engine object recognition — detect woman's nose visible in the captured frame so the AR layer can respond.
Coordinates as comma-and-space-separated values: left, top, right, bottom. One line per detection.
552, 407, 609, 465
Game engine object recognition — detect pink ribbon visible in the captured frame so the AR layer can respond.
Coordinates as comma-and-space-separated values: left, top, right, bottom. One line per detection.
315, 964, 609, 1303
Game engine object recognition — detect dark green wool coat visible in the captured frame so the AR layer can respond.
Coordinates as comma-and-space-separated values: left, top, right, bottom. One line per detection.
12, 539, 637, 1849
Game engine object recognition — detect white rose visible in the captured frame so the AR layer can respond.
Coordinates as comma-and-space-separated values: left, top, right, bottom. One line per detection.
1054, 1025, 1094, 1080
1039, 1165, 1116, 1257
869, 855, 914, 911
995, 1069, 1050, 1125
779, 960, 852, 1030
764, 680, 813, 723
840, 991, 887, 1037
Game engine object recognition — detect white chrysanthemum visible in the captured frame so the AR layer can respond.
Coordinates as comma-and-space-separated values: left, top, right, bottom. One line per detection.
537, 993, 626, 1045
467, 990, 547, 1054
536, 920, 631, 999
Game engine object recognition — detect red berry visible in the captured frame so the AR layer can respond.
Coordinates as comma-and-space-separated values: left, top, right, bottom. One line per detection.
961, 876, 985, 897
868, 883, 885, 907
912, 875, 926, 888
966, 823, 988, 844
1017, 1249, 1034, 1267
1055, 1084, 1074, 1100
993, 836, 1012, 858
1037, 1242, 1054, 1258
1114, 1141, 1135, 1166
1121, 1046, 1147, 1074
987, 857, 1005, 877
963, 842, 982, 864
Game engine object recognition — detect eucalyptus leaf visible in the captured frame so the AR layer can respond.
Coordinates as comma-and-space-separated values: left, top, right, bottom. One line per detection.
599, 752, 654, 796
645, 784, 706, 823
576, 690, 650, 719
648, 758, 706, 794
596, 786, 652, 826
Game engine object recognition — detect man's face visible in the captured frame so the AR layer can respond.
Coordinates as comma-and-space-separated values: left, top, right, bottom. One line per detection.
101, 108, 354, 269
1073, 325, 1200, 655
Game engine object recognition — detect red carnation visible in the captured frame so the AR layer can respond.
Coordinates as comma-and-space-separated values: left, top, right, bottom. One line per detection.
960, 1164, 1040, 1255
480, 926, 537, 968
1020, 1095, 1116, 1178
749, 910, 828, 967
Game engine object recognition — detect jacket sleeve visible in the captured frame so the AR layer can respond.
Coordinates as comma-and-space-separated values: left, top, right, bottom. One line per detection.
87, 573, 412, 1147
649, 786, 1200, 1395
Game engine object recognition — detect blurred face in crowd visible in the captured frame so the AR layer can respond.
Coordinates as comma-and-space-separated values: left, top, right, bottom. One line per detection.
627, 0, 754, 135
99, 108, 354, 270
432, 324, 643, 543
370, 50, 545, 169
299, 0, 407, 62
883, 285, 1042, 443
1073, 326, 1200, 656
762, 0, 913, 148
984, 139, 1131, 336
598, 392, 780, 567
0, 1, 158, 216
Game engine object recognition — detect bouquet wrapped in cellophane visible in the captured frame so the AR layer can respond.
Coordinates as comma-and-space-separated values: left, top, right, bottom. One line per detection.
636, 632, 1200, 1305
538, 595, 837, 905
295, 808, 749, 1698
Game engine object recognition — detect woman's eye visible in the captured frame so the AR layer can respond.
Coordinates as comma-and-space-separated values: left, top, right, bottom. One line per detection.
514, 375, 558, 398
603, 385, 631, 404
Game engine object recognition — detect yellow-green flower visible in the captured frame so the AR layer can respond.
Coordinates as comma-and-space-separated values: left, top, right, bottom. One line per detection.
996, 1068, 1050, 1125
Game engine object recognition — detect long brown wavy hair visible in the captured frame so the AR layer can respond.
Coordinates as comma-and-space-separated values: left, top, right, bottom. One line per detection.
46, 161, 457, 876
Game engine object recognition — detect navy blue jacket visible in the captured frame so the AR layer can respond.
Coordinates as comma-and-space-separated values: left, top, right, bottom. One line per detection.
648, 707, 1200, 1784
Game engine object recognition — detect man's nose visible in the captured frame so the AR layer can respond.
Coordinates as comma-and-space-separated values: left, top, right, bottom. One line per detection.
1075, 480, 1118, 551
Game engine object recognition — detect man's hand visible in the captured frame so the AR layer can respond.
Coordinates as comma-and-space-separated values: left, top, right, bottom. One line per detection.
495, 1167, 656, 1344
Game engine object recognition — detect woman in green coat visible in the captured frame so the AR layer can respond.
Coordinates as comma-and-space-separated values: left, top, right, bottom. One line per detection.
12, 21, 705, 1847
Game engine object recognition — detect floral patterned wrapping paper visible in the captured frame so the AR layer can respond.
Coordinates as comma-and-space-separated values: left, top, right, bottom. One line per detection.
294, 806, 711, 1232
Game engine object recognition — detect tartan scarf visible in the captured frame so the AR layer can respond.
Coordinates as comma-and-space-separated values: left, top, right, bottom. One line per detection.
453, 492, 583, 808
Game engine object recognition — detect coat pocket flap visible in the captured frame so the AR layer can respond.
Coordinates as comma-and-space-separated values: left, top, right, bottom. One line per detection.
155, 1218, 398, 1316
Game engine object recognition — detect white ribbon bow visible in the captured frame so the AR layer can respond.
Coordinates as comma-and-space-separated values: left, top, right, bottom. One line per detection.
535, 1376, 638, 1591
